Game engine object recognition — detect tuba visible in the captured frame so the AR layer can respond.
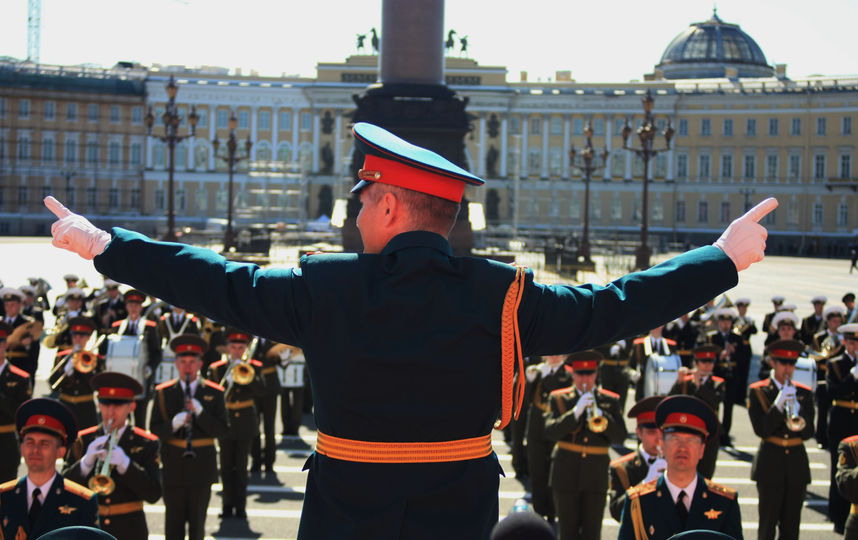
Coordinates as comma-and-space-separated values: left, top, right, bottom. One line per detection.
88, 419, 118, 495
784, 378, 807, 432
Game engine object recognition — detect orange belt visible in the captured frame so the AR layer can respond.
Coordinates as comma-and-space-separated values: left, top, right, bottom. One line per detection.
99, 501, 143, 516
852, 503, 858, 515
226, 399, 254, 410
0, 424, 15, 434
261, 367, 277, 375
167, 437, 214, 448
60, 393, 94, 404
315, 431, 493, 464
834, 400, 858, 410
600, 359, 628, 367
764, 436, 803, 448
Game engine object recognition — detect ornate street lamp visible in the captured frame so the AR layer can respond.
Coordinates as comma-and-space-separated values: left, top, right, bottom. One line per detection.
145, 75, 198, 242
212, 112, 252, 252
620, 89, 674, 270
569, 122, 608, 264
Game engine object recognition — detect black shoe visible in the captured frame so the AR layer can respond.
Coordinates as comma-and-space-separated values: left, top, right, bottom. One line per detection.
719, 436, 732, 447
250, 462, 262, 473
235, 508, 247, 520
265, 464, 274, 475
835, 525, 845, 535
219, 506, 234, 519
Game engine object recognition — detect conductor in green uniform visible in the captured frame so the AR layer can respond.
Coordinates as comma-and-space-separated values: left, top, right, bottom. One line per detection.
46, 122, 777, 540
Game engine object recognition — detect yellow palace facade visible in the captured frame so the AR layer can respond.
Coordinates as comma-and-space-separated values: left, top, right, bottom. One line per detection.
1, 12, 856, 255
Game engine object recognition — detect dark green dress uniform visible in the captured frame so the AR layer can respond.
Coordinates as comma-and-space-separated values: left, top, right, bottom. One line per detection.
663, 316, 700, 368
522, 361, 573, 521
668, 368, 725, 478
0, 475, 99, 539
732, 311, 757, 403
618, 475, 742, 540
544, 382, 626, 540
150, 376, 229, 540
813, 324, 843, 449
91, 122, 740, 540
50, 348, 103, 430
65, 424, 162, 540
608, 449, 650, 522
747, 367, 815, 540
835, 434, 858, 540
596, 341, 631, 411
251, 338, 281, 473
708, 327, 743, 443
0, 359, 32, 483
207, 355, 265, 518
826, 333, 858, 533
5, 311, 41, 381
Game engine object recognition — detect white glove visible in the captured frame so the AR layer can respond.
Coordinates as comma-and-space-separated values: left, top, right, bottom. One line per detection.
81, 434, 109, 472
109, 445, 131, 474
609, 344, 621, 357
171, 411, 190, 432
713, 197, 778, 272
226, 373, 234, 386
630, 370, 641, 384
45, 196, 111, 260
525, 365, 540, 383
850, 364, 858, 380
644, 458, 668, 483
189, 398, 203, 416
538, 363, 552, 377
278, 349, 293, 361
63, 357, 75, 376
774, 385, 797, 412
573, 393, 594, 420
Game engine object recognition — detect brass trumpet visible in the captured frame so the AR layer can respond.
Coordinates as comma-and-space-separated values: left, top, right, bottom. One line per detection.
784, 378, 806, 432
582, 383, 608, 433
88, 419, 118, 495
230, 361, 256, 385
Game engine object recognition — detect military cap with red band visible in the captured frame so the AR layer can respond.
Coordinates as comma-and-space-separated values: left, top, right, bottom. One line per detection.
691, 344, 720, 362
16, 398, 77, 445
124, 289, 147, 303
627, 395, 664, 428
350, 122, 484, 203
90, 372, 143, 402
765, 339, 805, 363
68, 316, 97, 335
169, 334, 208, 356
655, 395, 718, 442
225, 328, 251, 343
567, 350, 603, 372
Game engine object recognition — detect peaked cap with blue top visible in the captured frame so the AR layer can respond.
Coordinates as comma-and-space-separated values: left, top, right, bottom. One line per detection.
350, 122, 484, 203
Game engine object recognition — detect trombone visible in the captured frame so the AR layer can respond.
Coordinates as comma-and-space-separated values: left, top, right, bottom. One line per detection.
50, 346, 99, 391
88, 419, 118, 495
784, 378, 806, 432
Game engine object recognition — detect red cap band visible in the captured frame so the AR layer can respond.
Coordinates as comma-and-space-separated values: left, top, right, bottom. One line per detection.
176, 343, 203, 355
662, 412, 708, 436
637, 411, 656, 426
227, 333, 251, 343
70, 325, 93, 333
694, 351, 717, 359
23, 414, 67, 441
361, 154, 465, 202
98, 386, 135, 399
571, 360, 598, 371
771, 349, 799, 359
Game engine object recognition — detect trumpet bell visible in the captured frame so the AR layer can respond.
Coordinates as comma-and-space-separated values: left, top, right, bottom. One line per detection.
88, 474, 115, 495
231, 362, 255, 385
76, 350, 98, 373
786, 415, 807, 432
588, 415, 608, 433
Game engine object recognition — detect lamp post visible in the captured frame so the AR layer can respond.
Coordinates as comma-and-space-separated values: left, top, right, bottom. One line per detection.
212, 112, 252, 252
569, 122, 608, 264
61, 166, 76, 205
620, 89, 674, 270
145, 75, 198, 242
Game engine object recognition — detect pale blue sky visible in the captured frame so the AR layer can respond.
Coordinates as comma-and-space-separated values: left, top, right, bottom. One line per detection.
2, 0, 856, 82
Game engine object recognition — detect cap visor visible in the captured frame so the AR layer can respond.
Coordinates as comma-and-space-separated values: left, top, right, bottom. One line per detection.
350, 180, 371, 195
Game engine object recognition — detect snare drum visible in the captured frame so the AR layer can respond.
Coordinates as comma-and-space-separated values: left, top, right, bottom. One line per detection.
644, 353, 682, 397
792, 355, 817, 392
105, 334, 148, 396
155, 350, 178, 384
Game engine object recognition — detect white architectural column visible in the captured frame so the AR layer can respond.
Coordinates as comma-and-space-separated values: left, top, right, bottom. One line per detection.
520, 117, 528, 179
312, 110, 320, 173
477, 115, 487, 177
562, 115, 570, 179
624, 118, 633, 180
500, 116, 508, 178
666, 115, 676, 181
271, 108, 279, 160
291, 108, 300, 167
208, 106, 216, 171
146, 135, 153, 169
541, 114, 549, 178
334, 112, 343, 176
187, 136, 194, 170
250, 107, 258, 161
604, 115, 613, 180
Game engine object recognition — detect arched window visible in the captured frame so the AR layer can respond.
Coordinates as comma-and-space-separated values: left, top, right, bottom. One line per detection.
256, 141, 272, 162
298, 142, 313, 172
277, 142, 292, 163
194, 141, 209, 171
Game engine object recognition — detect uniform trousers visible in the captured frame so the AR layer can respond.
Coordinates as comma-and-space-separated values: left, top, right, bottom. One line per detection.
846, 514, 858, 540
219, 437, 252, 512
832, 447, 850, 531
163, 484, 211, 540
0, 435, 20, 483
252, 394, 278, 468
756, 482, 806, 540
815, 385, 830, 447
721, 377, 737, 440
509, 415, 527, 479
526, 438, 554, 519
553, 487, 606, 540
280, 387, 304, 435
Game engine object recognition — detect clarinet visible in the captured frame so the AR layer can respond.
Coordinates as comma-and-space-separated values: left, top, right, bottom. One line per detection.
183, 373, 196, 459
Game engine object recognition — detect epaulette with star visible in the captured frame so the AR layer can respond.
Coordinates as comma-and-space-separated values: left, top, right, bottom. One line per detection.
77, 425, 99, 438
155, 379, 177, 391
793, 381, 812, 392
204, 379, 225, 392
7, 364, 30, 379
843, 434, 858, 445
144, 320, 157, 327
626, 478, 658, 499
749, 379, 768, 389
550, 386, 573, 397
598, 388, 620, 399
0, 479, 18, 493
64, 478, 95, 500
705, 478, 736, 500
249, 359, 263, 368
610, 452, 636, 467
712, 376, 725, 383
209, 359, 228, 369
